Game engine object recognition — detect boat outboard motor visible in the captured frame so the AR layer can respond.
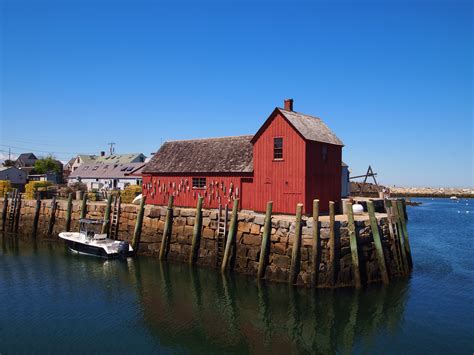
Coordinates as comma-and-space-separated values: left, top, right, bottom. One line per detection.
118, 241, 129, 258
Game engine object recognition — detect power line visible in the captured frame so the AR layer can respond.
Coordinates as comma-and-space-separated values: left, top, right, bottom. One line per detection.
0, 144, 96, 155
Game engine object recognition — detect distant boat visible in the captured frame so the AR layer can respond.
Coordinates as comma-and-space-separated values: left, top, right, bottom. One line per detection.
59, 219, 133, 259
450, 196, 459, 200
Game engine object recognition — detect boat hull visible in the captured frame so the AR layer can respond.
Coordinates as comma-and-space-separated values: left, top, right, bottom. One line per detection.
59, 232, 134, 259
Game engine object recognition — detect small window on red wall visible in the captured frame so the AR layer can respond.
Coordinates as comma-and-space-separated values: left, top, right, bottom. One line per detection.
274, 137, 283, 159
322, 144, 328, 162
192, 177, 206, 189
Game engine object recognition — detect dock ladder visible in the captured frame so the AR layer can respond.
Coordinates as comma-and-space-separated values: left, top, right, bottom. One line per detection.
109, 195, 121, 240
7, 190, 18, 231
215, 204, 228, 267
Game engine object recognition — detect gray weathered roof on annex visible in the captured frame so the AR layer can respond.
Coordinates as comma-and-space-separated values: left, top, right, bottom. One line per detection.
68, 162, 146, 179
143, 135, 254, 174
278, 108, 344, 146
95, 153, 145, 164
77, 154, 97, 165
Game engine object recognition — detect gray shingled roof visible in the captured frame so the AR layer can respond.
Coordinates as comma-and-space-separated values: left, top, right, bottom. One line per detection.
143, 136, 254, 174
69, 162, 146, 179
279, 109, 344, 146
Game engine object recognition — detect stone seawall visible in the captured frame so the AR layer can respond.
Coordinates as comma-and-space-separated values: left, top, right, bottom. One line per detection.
3, 197, 407, 288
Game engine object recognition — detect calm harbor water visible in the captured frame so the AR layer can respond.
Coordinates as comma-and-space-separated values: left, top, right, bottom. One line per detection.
0, 198, 473, 354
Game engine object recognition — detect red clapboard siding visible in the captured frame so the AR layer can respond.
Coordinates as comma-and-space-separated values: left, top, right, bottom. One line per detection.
142, 174, 248, 210
305, 141, 342, 213
247, 112, 307, 214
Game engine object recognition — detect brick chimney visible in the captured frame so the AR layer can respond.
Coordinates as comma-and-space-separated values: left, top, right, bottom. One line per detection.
284, 98, 293, 111
100, 151, 105, 157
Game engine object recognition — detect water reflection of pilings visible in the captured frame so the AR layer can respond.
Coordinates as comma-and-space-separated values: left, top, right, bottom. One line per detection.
135, 261, 409, 354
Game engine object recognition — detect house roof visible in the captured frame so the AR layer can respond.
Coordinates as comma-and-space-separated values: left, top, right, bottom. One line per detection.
69, 162, 146, 179
0, 166, 26, 174
251, 108, 344, 146
77, 155, 98, 165
95, 153, 145, 165
278, 109, 343, 146
143, 136, 254, 174
16, 153, 38, 166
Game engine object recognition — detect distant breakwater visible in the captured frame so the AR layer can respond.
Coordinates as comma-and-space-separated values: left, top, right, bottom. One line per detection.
390, 187, 473, 198
1, 195, 412, 288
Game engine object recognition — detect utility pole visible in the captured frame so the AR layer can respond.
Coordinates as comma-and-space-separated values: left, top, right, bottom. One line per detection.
107, 142, 116, 155
8, 148, 11, 161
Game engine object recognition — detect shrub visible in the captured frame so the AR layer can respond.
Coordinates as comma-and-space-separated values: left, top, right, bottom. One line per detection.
120, 185, 142, 204
0, 180, 12, 198
25, 181, 53, 199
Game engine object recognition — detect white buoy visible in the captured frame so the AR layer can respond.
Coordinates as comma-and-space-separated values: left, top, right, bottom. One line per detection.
132, 194, 143, 205
352, 204, 364, 215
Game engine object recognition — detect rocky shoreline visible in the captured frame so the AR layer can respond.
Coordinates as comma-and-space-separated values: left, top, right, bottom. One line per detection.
390, 187, 473, 198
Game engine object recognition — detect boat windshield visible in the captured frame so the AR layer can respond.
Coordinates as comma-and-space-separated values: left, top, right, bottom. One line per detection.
79, 219, 103, 238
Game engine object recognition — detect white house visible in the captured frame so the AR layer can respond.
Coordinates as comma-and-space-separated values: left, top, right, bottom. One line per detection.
66, 153, 146, 173
68, 162, 145, 191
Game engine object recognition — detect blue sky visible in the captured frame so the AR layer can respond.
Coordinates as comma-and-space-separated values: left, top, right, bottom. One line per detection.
1, 0, 472, 187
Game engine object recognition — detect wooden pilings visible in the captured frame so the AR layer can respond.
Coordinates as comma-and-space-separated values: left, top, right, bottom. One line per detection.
221, 198, 239, 272
328, 201, 336, 285
367, 201, 389, 284
289, 203, 303, 284
159, 196, 174, 260
14, 193, 22, 233
101, 194, 113, 235
32, 196, 41, 237
47, 196, 57, 236
65, 193, 73, 232
396, 199, 413, 270
257, 201, 273, 279
311, 199, 320, 287
80, 193, 87, 220
132, 196, 146, 253
346, 201, 361, 288
189, 196, 204, 265
2, 195, 8, 231
384, 199, 404, 275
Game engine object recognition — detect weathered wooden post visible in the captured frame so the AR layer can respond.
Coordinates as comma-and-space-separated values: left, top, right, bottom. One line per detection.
132, 196, 146, 254
14, 193, 22, 233
220, 198, 239, 273
289, 203, 303, 285
392, 200, 409, 275
396, 199, 413, 270
384, 199, 403, 275
311, 199, 320, 287
47, 196, 57, 236
65, 193, 73, 232
101, 194, 113, 235
257, 201, 273, 279
189, 195, 204, 265
367, 201, 389, 284
159, 196, 174, 260
1, 194, 8, 231
346, 201, 361, 288
328, 201, 337, 285
32, 196, 41, 237
80, 193, 88, 220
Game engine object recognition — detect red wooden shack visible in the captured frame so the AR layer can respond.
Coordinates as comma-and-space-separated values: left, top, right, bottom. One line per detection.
142, 99, 343, 214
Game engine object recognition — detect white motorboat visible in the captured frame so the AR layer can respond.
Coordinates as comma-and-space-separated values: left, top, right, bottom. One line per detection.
59, 219, 133, 259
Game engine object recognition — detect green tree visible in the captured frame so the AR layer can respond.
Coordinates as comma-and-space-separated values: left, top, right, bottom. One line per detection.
34, 155, 61, 174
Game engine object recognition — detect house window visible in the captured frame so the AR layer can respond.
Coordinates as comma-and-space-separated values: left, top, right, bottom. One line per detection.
322, 144, 328, 162
192, 177, 206, 189
273, 137, 283, 159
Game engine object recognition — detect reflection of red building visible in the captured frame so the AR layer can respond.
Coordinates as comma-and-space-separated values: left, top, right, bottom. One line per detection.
142, 99, 343, 214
